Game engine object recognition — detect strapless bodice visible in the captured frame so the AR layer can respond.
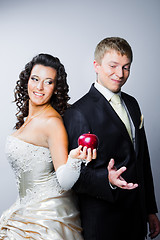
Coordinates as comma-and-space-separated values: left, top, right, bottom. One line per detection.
5, 136, 64, 200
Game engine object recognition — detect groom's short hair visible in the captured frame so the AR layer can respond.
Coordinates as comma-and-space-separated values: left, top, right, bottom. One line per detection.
94, 37, 133, 64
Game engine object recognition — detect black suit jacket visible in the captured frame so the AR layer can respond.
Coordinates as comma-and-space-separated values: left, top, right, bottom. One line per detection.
64, 84, 157, 240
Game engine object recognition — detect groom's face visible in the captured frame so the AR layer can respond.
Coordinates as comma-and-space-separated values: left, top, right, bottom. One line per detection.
93, 50, 131, 93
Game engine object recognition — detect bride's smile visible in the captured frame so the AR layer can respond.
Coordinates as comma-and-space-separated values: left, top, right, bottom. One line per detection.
28, 64, 57, 107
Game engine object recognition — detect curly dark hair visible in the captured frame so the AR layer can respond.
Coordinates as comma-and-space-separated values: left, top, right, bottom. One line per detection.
14, 53, 70, 129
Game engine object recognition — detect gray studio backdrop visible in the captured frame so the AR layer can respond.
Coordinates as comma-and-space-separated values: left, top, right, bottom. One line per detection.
0, 0, 160, 239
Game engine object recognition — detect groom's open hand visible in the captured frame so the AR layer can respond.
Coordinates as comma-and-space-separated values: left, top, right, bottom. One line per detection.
107, 158, 138, 190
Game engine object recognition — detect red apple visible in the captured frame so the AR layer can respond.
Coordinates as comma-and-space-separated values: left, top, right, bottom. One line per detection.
78, 133, 99, 150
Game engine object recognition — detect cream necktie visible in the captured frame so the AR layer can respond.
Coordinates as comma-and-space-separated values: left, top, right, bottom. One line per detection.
110, 94, 132, 140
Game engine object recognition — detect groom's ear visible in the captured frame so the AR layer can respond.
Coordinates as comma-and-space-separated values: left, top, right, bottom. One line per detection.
93, 60, 101, 73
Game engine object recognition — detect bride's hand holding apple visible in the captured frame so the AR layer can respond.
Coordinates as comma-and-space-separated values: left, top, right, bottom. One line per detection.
69, 145, 97, 162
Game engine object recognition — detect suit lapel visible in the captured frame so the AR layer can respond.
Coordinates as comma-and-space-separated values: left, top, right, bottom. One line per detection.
121, 92, 141, 154
88, 85, 133, 144
121, 93, 139, 129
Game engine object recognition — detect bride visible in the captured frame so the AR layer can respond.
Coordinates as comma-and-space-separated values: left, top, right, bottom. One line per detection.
0, 53, 96, 240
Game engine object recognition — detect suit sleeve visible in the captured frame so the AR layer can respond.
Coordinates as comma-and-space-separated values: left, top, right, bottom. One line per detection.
63, 107, 115, 203
131, 96, 158, 214
142, 128, 158, 214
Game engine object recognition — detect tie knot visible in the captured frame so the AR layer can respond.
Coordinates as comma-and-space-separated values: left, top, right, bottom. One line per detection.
111, 94, 121, 105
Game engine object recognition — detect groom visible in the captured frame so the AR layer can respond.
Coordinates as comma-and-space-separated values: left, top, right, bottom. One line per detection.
64, 37, 160, 240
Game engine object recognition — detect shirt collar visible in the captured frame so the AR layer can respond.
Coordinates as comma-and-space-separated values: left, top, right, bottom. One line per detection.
94, 81, 121, 102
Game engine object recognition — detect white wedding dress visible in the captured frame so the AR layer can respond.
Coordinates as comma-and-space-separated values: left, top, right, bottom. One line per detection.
0, 136, 83, 240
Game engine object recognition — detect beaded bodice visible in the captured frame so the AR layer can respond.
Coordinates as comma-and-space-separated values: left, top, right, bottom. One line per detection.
5, 136, 64, 204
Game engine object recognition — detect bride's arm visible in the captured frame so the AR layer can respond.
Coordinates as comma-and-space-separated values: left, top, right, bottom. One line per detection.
46, 116, 69, 170
46, 116, 96, 190
56, 147, 94, 190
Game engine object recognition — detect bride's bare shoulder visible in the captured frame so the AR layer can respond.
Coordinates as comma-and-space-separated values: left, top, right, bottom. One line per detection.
44, 107, 64, 129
